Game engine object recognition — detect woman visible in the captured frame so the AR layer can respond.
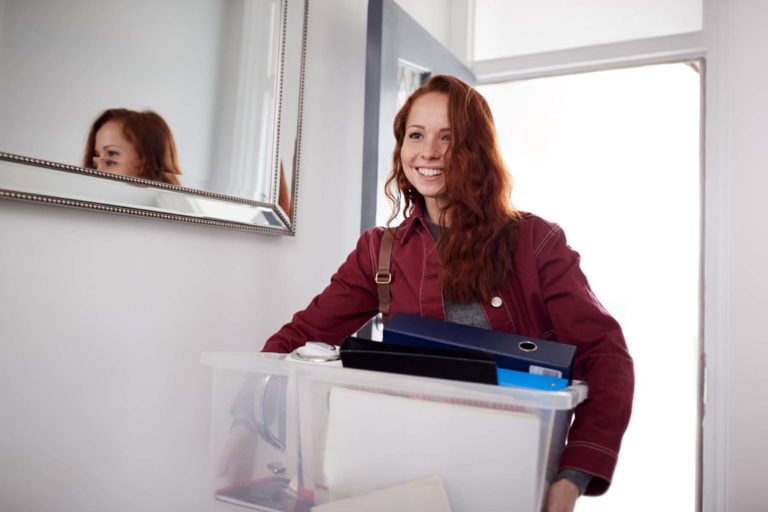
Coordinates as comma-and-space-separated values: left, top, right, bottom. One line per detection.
263, 75, 634, 511
83, 108, 183, 186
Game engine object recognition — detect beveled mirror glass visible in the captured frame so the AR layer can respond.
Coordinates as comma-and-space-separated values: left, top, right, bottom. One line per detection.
0, 0, 307, 234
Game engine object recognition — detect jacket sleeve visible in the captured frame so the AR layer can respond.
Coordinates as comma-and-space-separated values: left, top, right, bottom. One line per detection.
535, 224, 635, 496
262, 228, 382, 353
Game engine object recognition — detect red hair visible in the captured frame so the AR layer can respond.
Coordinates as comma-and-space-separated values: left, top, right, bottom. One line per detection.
83, 108, 183, 185
385, 75, 522, 302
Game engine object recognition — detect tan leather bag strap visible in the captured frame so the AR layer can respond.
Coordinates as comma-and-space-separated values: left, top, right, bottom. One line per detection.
376, 228, 395, 319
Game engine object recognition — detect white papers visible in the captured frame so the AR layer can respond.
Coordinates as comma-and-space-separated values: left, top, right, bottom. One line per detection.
322, 387, 541, 512
311, 476, 453, 512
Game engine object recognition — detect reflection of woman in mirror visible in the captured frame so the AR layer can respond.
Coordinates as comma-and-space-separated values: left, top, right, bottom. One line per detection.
276, 134, 299, 218
83, 108, 183, 186
278, 162, 291, 218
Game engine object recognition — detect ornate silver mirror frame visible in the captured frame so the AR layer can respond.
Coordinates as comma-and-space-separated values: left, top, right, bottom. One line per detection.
0, 0, 307, 235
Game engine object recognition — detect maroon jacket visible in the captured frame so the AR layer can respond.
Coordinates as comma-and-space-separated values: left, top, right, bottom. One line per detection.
264, 204, 634, 496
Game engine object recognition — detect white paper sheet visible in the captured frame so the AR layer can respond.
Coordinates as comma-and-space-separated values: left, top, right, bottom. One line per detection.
322, 387, 541, 512
311, 476, 453, 512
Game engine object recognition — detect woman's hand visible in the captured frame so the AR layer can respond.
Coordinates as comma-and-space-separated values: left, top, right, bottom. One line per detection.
544, 478, 580, 512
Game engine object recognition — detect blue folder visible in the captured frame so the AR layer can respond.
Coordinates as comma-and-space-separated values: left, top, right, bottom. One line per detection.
383, 313, 576, 383
496, 368, 569, 390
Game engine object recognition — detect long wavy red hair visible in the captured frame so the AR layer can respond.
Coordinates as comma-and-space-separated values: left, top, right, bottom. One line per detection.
385, 75, 522, 302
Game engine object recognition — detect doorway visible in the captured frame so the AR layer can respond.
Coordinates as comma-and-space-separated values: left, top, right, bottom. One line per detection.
479, 61, 703, 511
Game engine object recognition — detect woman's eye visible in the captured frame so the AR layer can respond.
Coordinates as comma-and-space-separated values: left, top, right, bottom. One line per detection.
407, 132, 422, 140
106, 160, 116, 167
441, 134, 451, 142
107, 150, 119, 157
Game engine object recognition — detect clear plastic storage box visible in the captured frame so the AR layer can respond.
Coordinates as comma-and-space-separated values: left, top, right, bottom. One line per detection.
201, 351, 587, 512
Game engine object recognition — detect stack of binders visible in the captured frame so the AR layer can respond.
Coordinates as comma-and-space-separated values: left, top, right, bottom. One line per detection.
341, 313, 577, 391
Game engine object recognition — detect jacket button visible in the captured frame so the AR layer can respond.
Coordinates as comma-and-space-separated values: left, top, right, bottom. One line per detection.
490, 296, 503, 308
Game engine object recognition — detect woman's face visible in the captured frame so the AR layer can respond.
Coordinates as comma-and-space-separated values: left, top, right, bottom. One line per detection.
92, 120, 142, 178
400, 92, 450, 212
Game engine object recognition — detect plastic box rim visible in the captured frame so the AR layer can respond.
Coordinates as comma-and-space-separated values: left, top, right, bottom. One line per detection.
201, 351, 587, 410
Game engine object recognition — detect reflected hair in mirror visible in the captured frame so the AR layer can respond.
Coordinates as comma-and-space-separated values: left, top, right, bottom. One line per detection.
83, 108, 183, 186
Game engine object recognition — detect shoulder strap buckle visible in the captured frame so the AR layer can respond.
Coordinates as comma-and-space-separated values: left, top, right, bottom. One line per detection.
376, 228, 395, 317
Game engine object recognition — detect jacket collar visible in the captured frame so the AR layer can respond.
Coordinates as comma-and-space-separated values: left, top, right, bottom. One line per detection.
398, 199, 430, 243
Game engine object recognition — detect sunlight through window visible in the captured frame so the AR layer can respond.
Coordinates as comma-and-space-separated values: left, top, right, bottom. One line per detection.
479, 62, 701, 511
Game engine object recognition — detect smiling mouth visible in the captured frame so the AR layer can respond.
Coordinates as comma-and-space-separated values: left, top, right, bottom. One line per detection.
417, 167, 444, 177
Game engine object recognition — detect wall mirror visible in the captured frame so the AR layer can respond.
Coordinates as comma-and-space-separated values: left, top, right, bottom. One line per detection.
0, 0, 307, 234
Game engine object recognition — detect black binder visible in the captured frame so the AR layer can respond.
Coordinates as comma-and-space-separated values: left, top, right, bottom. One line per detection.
339, 336, 498, 385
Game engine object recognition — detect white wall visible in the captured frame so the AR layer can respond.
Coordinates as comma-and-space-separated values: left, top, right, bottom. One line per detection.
0, 1, 367, 511
0, 0, 221, 189
473, 0, 702, 59
393, 0, 472, 64
706, 1, 768, 510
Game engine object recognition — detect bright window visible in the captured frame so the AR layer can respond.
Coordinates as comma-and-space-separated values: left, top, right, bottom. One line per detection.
479, 62, 701, 510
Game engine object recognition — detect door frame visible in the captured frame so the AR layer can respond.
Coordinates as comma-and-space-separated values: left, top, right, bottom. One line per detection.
360, 0, 475, 232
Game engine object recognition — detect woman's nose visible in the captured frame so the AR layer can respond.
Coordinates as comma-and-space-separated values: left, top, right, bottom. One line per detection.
94, 157, 109, 171
421, 139, 442, 159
